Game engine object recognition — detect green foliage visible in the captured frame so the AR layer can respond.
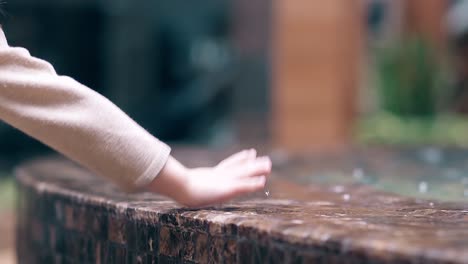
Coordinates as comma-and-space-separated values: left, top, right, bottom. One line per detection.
0, 176, 15, 210
360, 37, 468, 146
376, 37, 443, 117
357, 112, 468, 146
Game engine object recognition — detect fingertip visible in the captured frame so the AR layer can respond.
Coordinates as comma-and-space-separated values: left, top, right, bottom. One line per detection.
257, 175, 266, 186
249, 148, 257, 159
258, 156, 272, 171
265, 157, 272, 169
218, 149, 256, 168
254, 176, 267, 192
225, 176, 267, 201
245, 175, 265, 187
249, 175, 266, 189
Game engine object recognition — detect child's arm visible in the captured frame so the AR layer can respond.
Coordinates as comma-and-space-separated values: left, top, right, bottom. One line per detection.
0, 32, 170, 191
0, 28, 270, 207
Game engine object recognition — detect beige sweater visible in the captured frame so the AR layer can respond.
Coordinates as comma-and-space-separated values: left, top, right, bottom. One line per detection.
0, 27, 171, 191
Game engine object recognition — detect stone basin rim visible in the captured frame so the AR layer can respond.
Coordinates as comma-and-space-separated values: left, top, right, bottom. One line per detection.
15, 156, 468, 264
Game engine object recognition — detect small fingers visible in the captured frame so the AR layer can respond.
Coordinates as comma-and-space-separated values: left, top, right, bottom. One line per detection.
217, 149, 256, 168
184, 176, 267, 208
230, 156, 272, 179
217, 176, 266, 203
232, 176, 266, 194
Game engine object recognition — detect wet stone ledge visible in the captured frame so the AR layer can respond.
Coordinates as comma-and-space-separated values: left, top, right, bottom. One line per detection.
15, 149, 468, 264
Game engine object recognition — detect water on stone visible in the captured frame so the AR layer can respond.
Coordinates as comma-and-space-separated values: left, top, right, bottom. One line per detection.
352, 168, 364, 181
418, 181, 428, 193
280, 149, 468, 201
343, 193, 351, 201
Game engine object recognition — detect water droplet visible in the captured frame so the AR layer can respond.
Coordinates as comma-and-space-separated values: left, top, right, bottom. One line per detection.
319, 233, 331, 241
429, 202, 434, 207
418, 181, 428, 193
265, 190, 270, 197
343, 194, 351, 201
420, 148, 442, 164
352, 168, 364, 180
332, 185, 345, 193
291, 219, 304, 224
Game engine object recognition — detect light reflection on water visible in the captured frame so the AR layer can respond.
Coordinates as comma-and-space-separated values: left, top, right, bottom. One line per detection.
271, 147, 468, 202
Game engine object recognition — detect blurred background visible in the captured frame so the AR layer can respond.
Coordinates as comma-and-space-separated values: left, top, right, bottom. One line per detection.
1, 0, 468, 262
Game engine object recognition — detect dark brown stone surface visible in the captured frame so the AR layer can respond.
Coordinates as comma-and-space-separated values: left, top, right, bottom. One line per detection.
15, 148, 468, 263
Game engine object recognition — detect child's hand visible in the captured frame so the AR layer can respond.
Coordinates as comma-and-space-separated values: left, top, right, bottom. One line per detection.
146, 149, 271, 207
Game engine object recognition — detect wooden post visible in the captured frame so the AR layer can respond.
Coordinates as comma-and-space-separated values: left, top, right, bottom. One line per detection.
272, 1, 362, 151
404, 0, 448, 49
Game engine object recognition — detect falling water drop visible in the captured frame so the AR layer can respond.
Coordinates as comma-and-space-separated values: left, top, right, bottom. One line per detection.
418, 181, 428, 193
265, 190, 270, 197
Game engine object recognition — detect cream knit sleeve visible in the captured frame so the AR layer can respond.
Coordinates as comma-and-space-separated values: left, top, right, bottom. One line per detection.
0, 28, 171, 191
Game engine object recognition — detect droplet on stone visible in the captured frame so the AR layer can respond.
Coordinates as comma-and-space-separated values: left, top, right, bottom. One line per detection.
291, 219, 304, 224
352, 168, 364, 180
418, 181, 428, 193
332, 185, 345, 193
420, 148, 442, 164
343, 194, 351, 201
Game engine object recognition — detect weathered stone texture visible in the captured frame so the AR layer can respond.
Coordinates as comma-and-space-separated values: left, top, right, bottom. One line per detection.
15, 149, 468, 263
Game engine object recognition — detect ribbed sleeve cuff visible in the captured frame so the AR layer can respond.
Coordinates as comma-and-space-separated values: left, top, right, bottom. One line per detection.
134, 142, 171, 188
